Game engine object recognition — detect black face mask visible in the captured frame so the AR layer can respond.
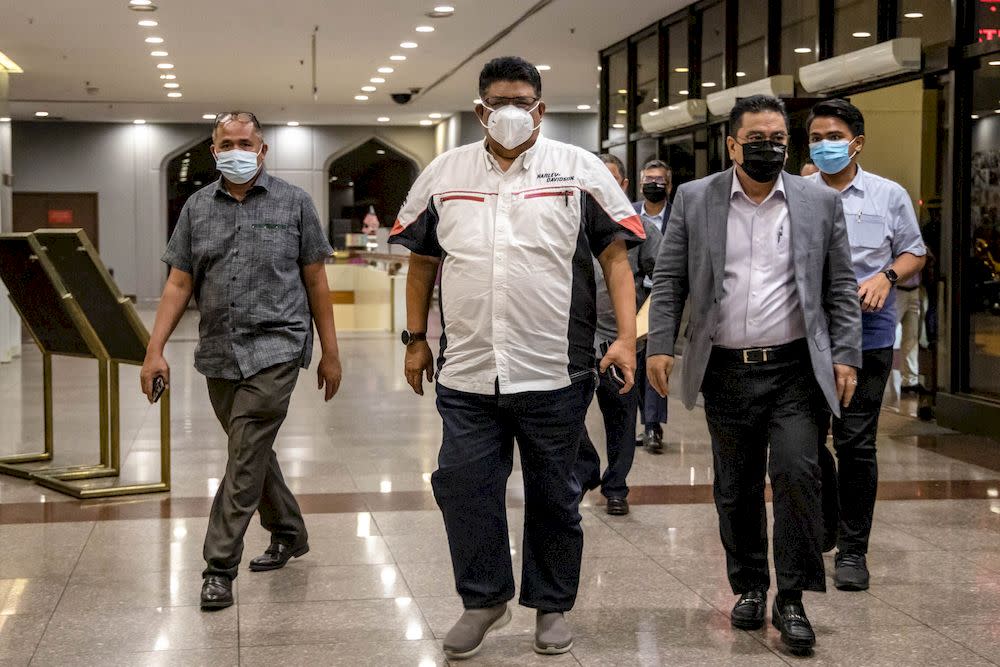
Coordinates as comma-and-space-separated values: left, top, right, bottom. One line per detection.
642, 182, 668, 203
738, 140, 787, 183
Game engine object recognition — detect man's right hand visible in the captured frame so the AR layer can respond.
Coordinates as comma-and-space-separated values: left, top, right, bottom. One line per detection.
140, 352, 170, 404
647, 354, 675, 398
404, 341, 434, 396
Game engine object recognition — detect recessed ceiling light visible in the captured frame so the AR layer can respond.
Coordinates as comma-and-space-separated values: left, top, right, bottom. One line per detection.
378, 67, 394, 73
389, 55, 407, 61
702, 81, 717, 87
361, 86, 377, 93
612, 123, 625, 129
419, 119, 433, 126
400, 42, 418, 49
416, 26, 434, 33
202, 114, 215, 120
653, 97, 659, 103
167, 91, 182, 98
795, 47, 812, 54
537, 64, 551, 71
355, 95, 369, 101
852, 31, 872, 38
376, 149, 387, 154
675, 67, 688, 73
133, 119, 146, 124
616, 109, 626, 114
150, 50, 168, 57
370, 77, 385, 83
145, 36, 164, 43
679, 89, 689, 95
577, 104, 591, 110
287, 121, 300, 126
34, 111, 49, 117
434, 5, 455, 12
163, 82, 179, 88
429, 112, 442, 119
617, 88, 627, 94
377, 116, 390, 122
137, 19, 158, 26
972, 114, 980, 119
157, 63, 174, 69
903, 12, 924, 18
159, 73, 176, 79
990, 61, 1000, 66
473, 98, 482, 104
736, 71, 747, 77
128, 0, 156, 8
0, 117, 10, 122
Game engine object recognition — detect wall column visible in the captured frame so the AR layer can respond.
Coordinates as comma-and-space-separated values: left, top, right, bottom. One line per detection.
0, 71, 20, 362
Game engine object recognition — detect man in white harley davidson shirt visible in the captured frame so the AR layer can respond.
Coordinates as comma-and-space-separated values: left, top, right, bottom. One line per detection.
389, 57, 644, 659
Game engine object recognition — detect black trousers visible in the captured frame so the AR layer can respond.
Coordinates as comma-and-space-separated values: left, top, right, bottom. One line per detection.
823, 346, 893, 555
701, 347, 828, 594
574, 368, 640, 498
433, 378, 594, 612
203, 360, 307, 580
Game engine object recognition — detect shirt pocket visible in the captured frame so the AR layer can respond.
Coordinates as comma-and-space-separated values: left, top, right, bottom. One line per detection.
253, 222, 299, 262
850, 213, 886, 250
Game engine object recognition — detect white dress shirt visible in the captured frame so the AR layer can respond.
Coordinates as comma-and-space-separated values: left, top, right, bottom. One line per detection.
715, 173, 806, 349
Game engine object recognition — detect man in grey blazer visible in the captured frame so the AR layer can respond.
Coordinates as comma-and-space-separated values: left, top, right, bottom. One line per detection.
646, 95, 861, 654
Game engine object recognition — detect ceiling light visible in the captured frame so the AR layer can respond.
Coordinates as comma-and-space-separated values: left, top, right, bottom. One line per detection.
287, 121, 299, 126
617, 88, 627, 94
702, 81, 717, 87
157, 63, 174, 69
0, 117, 10, 122
355, 95, 369, 101
653, 97, 659, 103
361, 85, 377, 92
137, 19, 158, 26
679, 89, 689, 95
795, 47, 812, 54
163, 82, 179, 88
133, 119, 146, 124
675, 67, 688, 73
128, 0, 156, 8
202, 114, 215, 120
416, 26, 434, 33
473, 98, 482, 104
376, 149, 386, 154
617, 109, 626, 114
378, 67, 394, 73
145, 36, 164, 43
377, 116, 390, 122
150, 51, 168, 57
34, 111, 49, 117
995, 109, 1000, 114
429, 112, 442, 119
434, 5, 455, 12
420, 119, 433, 126
167, 92, 182, 98
0, 51, 24, 73
370, 77, 385, 83
736, 71, 747, 77
852, 31, 872, 38
990, 61, 1000, 66
612, 123, 625, 129
537, 64, 551, 71
972, 114, 980, 119
577, 104, 591, 110
159, 73, 176, 79
903, 12, 924, 19
389, 55, 407, 61
400, 42, 418, 49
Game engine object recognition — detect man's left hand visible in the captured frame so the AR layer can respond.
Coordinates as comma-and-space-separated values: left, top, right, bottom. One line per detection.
317, 353, 342, 402
599, 339, 636, 394
858, 273, 891, 313
834, 363, 858, 408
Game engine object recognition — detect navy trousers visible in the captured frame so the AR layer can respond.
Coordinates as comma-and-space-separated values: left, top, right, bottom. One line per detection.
574, 368, 639, 498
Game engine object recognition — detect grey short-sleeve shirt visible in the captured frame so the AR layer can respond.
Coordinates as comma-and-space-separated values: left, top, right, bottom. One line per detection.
162, 170, 333, 380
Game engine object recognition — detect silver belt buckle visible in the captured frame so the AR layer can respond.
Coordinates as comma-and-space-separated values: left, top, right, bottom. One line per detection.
742, 348, 770, 364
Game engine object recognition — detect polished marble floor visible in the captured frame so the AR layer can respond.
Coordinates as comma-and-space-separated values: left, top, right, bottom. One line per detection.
0, 310, 998, 665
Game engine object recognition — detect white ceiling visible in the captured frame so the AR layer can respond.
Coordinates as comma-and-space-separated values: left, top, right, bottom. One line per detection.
0, 0, 690, 126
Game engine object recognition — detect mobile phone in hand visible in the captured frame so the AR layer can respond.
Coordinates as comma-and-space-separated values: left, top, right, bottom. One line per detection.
151, 376, 165, 403
606, 364, 626, 388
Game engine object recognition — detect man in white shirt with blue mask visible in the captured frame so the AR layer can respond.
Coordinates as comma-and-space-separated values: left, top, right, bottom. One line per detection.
806, 99, 926, 592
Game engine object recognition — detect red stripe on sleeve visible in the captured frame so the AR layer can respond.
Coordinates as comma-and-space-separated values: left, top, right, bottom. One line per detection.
618, 214, 646, 239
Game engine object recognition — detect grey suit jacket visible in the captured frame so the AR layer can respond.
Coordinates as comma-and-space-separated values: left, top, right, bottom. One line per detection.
647, 168, 862, 417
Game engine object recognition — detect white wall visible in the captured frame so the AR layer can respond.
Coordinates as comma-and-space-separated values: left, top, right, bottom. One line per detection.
456, 111, 599, 152
12, 121, 437, 301
0, 71, 19, 363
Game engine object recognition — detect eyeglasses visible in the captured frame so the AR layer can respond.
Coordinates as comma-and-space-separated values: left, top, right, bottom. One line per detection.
214, 111, 261, 129
741, 132, 788, 143
482, 97, 540, 111
641, 176, 669, 185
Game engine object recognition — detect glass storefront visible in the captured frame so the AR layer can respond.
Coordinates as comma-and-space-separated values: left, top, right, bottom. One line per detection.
897, 1, 954, 47
833, 0, 878, 55
606, 48, 628, 146
667, 20, 689, 105
635, 32, 660, 127
700, 2, 726, 91
781, 0, 818, 73
737, 0, 767, 82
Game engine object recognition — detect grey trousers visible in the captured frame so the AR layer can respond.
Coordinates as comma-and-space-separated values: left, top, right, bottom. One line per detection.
202, 360, 307, 580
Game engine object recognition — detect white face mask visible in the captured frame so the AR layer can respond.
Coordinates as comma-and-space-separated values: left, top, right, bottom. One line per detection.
214, 146, 262, 184
479, 102, 541, 151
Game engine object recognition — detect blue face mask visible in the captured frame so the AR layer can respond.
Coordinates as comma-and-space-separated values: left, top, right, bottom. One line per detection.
215, 147, 262, 184
809, 138, 858, 175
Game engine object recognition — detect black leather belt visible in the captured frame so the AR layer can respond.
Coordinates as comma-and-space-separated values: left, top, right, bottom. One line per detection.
712, 339, 808, 365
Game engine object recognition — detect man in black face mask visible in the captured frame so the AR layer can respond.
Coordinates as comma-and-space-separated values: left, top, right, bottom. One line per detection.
645, 95, 861, 654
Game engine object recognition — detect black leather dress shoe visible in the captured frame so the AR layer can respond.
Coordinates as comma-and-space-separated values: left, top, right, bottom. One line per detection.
249, 541, 310, 572
643, 431, 664, 453
834, 552, 870, 591
771, 599, 816, 653
730, 590, 766, 629
605, 497, 629, 516
200, 575, 233, 610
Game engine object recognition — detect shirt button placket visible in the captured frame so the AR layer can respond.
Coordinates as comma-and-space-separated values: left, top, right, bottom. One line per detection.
493, 189, 511, 387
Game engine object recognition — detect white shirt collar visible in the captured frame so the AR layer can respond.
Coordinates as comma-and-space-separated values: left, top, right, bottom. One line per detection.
731, 170, 786, 203
641, 201, 665, 219
481, 134, 545, 172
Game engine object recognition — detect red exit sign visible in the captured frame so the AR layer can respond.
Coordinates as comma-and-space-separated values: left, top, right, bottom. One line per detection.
47, 209, 74, 225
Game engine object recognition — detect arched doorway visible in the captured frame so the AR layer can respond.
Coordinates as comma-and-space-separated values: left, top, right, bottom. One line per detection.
166, 138, 216, 243
327, 138, 418, 249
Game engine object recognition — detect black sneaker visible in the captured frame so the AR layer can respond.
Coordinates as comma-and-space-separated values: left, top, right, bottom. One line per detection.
771, 598, 816, 654
834, 552, 870, 591
730, 590, 766, 629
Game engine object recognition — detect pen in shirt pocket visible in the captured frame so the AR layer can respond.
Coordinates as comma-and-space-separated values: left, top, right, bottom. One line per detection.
777, 223, 784, 246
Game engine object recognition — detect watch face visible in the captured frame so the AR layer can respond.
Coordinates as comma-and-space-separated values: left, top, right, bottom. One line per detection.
401, 330, 410, 345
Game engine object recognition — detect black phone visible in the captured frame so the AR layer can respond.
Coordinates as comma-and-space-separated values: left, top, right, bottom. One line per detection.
605, 364, 626, 388
151, 376, 166, 403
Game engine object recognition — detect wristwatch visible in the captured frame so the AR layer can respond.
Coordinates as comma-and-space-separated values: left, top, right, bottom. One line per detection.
401, 330, 427, 346
882, 268, 899, 285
